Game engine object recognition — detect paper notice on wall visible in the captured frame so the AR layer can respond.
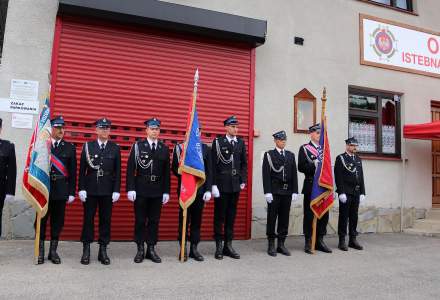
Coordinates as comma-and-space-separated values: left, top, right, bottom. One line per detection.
11, 113, 33, 129
10, 79, 39, 101
8, 99, 39, 114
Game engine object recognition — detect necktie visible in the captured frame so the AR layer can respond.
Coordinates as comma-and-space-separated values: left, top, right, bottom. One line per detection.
280, 150, 284, 157
231, 140, 235, 147
152, 142, 156, 153
100, 143, 105, 151
54, 141, 59, 149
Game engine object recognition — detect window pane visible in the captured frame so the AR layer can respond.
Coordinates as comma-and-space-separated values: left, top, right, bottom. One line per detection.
370, 0, 391, 5
349, 117, 377, 153
382, 98, 396, 154
297, 99, 314, 131
395, 0, 409, 9
349, 94, 377, 111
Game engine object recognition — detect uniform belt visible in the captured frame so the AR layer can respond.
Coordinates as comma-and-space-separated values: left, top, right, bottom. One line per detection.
220, 169, 239, 176
138, 175, 161, 183
272, 179, 289, 190
51, 174, 67, 181
90, 170, 113, 177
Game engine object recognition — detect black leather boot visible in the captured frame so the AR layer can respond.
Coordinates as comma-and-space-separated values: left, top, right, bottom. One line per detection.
277, 238, 291, 256
304, 237, 312, 254
215, 240, 223, 260
48, 240, 61, 264
37, 240, 45, 264
338, 236, 348, 251
80, 243, 90, 265
189, 242, 204, 261
349, 236, 363, 250
223, 240, 240, 259
98, 244, 111, 265
316, 236, 332, 253
145, 245, 162, 263
267, 238, 277, 257
134, 243, 145, 263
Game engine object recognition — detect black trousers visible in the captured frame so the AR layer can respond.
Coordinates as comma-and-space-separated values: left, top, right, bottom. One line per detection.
266, 194, 291, 240
81, 196, 113, 245
338, 194, 360, 237
40, 198, 66, 241
134, 196, 162, 246
0, 192, 4, 237
214, 192, 240, 241
178, 194, 205, 244
303, 193, 329, 239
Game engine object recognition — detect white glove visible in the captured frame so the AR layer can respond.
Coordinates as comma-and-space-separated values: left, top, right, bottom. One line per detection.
162, 193, 170, 205
265, 193, 273, 203
203, 191, 212, 202
112, 192, 120, 203
5, 194, 14, 202
339, 193, 347, 203
79, 190, 87, 202
313, 160, 319, 168
212, 185, 220, 198
240, 183, 246, 190
291, 193, 299, 203
67, 195, 75, 204
360, 194, 366, 203
127, 191, 136, 202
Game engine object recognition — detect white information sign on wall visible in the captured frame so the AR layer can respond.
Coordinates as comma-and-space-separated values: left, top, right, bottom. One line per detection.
11, 113, 33, 129
10, 79, 39, 101
360, 14, 440, 78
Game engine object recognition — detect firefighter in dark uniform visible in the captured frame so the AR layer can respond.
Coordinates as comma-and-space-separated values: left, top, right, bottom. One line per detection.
298, 124, 332, 254
211, 116, 248, 260
262, 130, 299, 257
126, 118, 170, 264
0, 118, 17, 238
334, 137, 365, 251
78, 118, 121, 265
37, 116, 77, 264
172, 126, 212, 262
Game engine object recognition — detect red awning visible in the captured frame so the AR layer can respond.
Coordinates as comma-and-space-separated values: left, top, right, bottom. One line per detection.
403, 121, 440, 140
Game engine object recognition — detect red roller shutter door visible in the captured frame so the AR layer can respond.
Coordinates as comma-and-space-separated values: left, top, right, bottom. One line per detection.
50, 16, 255, 241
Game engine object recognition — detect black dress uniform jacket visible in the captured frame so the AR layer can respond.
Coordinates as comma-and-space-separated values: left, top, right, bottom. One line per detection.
172, 143, 213, 196
50, 140, 77, 201
79, 140, 121, 196
126, 139, 170, 198
262, 149, 298, 195
211, 136, 248, 193
0, 139, 16, 195
334, 153, 365, 196
298, 142, 319, 195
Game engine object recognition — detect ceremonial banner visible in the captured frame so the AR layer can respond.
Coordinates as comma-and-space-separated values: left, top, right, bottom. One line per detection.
22, 96, 51, 218
178, 69, 206, 210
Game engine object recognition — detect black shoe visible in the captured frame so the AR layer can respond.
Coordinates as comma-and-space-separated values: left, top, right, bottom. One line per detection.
316, 236, 332, 253
98, 245, 111, 265
37, 240, 45, 264
215, 240, 223, 260
223, 241, 240, 259
146, 245, 162, 263
304, 237, 312, 254
348, 237, 363, 250
338, 236, 348, 251
189, 243, 204, 262
134, 243, 145, 263
267, 239, 277, 257
48, 240, 61, 264
80, 243, 90, 265
277, 238, 291, 256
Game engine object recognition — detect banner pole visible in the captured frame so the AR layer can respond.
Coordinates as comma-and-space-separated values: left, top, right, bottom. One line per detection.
34, 212, 41, 265
180, 208, 188, 262
311, 216, 317, 254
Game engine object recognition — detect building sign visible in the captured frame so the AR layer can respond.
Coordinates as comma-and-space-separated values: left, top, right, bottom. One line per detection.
360, 14, 440, 78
